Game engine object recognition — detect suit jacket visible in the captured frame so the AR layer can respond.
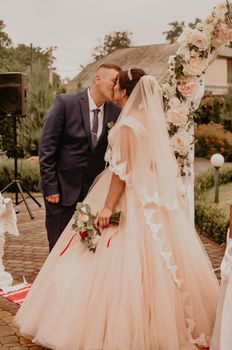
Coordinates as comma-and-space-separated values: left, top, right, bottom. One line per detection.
39, 89, 121, 206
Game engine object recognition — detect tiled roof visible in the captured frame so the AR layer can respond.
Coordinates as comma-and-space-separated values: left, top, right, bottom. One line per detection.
66, 43, 179, 91
65, 43, 232, 92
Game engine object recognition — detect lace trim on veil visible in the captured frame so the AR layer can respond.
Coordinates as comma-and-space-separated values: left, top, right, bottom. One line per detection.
138, 186, 182, 289
138, 187, 209, 347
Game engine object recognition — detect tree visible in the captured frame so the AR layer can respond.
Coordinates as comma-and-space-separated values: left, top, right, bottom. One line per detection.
1, 44, 51, 75
0, 20, 13, 71
18, 61, 53, 156
0, 20, 61, 157
188, 18, 202, 30
0, 20, 12, 48
163, 18, 203, 43
162, 21, 185, 44
92, 30, 132, 61
0, 21, 59, 87
0, 61, 53, 158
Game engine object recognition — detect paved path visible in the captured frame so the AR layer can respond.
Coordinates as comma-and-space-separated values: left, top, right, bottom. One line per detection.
0, 157, 228, 349
0, 197, 48, 350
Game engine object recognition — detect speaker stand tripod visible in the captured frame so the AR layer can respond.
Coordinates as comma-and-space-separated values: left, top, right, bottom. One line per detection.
1, 116, 41, 219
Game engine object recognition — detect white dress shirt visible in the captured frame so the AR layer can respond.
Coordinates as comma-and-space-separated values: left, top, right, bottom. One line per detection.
87, 89, 104, 140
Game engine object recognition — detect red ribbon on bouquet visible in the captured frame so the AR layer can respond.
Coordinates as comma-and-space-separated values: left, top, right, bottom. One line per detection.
107, 236, 112, 248
106, 228, 120, 248
60, 233, 77, 256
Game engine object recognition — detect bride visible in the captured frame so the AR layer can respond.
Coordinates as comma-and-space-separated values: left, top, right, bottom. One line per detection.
14, 72, 219, 350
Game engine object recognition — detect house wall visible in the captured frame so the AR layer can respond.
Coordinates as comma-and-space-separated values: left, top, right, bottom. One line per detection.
205, 57, 228, 94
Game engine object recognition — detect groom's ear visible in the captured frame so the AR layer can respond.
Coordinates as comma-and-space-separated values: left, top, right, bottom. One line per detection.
121, 89, 127, 97
95, 74, 101, 82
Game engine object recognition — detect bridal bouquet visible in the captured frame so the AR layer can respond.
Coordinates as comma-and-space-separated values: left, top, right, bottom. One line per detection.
71, 202, 121, 253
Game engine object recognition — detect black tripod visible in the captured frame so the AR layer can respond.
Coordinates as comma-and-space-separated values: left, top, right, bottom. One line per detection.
1, 116, 41, 219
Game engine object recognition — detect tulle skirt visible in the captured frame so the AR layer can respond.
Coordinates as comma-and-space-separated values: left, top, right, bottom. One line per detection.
14, 168, 219, 350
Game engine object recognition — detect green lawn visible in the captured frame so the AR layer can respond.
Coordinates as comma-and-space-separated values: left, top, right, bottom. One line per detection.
204, 182, 232, 220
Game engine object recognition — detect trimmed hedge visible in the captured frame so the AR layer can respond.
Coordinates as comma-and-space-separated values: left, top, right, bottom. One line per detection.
0, 157, 40, 192
195, 166, 232, 244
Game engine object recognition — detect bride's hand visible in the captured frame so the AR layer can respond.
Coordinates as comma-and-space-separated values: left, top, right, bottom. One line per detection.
94, 207, 113, 230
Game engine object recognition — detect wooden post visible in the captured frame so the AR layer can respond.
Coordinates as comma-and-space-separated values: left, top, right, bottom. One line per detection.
214, 167, 220, 203
230, 205, 232, 238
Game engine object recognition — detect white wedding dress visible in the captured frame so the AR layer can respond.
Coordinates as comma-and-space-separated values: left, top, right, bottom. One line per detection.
211, 231, 232, 350
14, 76, 219, 350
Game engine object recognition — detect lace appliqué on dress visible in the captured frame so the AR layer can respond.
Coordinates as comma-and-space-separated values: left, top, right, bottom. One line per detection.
118, 116, 146, 137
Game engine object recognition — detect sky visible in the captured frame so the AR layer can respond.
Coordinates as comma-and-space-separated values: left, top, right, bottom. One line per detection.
1, 0, 221, 80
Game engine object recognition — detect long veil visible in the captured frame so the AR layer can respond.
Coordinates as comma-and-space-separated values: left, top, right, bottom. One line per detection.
106, 75, 186, 211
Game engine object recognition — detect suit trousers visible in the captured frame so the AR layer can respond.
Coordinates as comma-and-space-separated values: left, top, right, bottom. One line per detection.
44, 200, 77, 252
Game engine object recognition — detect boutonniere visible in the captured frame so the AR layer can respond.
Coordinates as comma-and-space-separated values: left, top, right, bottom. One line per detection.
107, 121, 115, 130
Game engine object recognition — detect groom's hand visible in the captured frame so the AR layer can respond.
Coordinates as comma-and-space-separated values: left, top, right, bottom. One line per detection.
45, 194, 60, 204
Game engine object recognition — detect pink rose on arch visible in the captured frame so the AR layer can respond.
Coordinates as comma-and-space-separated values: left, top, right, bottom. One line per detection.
177, 77, 198, 98
217, 22, 232, 42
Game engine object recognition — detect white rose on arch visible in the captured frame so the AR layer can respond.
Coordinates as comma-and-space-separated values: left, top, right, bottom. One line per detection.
177, 45, 191, 59
170, 129, 194, 156
214, 3, 229, 21
168, 96, 182, 108
167, 106, 189, 127
183, 57, 209, 76
162, 82, 176, 99
178, 27, 210, 50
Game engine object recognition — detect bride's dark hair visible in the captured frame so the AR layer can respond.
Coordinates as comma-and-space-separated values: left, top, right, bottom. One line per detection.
118, 68, 146, 97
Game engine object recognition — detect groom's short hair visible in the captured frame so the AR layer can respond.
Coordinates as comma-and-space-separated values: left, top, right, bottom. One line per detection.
97, 63, 121, 72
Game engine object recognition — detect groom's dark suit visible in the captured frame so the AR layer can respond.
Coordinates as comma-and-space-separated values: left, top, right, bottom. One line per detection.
39, 90, 121, 250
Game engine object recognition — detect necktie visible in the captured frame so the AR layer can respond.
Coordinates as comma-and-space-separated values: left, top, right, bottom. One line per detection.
91, 108, 100, 148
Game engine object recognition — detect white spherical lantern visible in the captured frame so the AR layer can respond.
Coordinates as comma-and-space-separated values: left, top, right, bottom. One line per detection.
210, 153, 225, 168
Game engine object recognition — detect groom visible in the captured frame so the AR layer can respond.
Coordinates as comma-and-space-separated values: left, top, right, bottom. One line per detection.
39, 63, 122, 251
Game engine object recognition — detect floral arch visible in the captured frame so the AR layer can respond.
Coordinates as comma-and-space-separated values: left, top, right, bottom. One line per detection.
163, 1, 232, 177
162, 0, 232, 222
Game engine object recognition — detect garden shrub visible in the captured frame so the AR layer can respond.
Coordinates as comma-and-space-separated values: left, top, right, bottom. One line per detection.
194, 166, 232, 244
195, 123, 232, 161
